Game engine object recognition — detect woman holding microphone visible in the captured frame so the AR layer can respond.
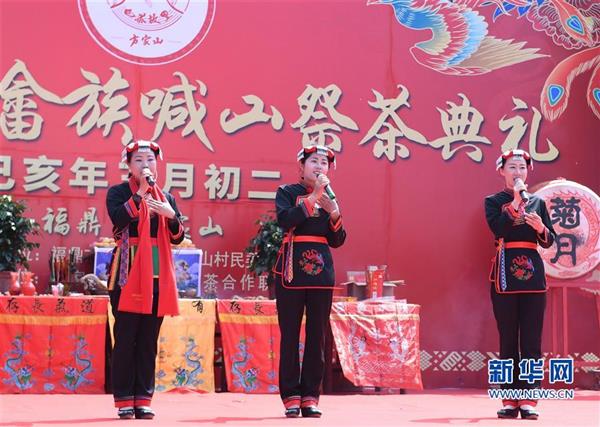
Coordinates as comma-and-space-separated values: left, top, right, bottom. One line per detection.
484, 149, 556, 420
273, 145, 347, 418
106, 140, 184, 419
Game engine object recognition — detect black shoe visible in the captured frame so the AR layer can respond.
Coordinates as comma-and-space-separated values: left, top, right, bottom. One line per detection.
134, 407, 155, 420
117, 407, 135, 419
519, 408, 539, 420
285, 407, 300, 418
301, 405, 322, 418
497, 407, 519, 419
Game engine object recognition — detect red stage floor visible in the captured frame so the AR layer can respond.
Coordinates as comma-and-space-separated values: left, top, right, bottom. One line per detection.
0, 389, 598, 426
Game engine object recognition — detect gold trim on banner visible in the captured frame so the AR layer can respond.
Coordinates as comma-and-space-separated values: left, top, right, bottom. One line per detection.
218, 313, 279, 324
330, 313, 420, 321
0, 314, 107, 326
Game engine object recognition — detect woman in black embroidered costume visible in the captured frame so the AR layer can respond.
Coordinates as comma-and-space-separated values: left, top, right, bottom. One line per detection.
273, 145, 347, 418
106, 140, 184, 420
484, 149, 556, 420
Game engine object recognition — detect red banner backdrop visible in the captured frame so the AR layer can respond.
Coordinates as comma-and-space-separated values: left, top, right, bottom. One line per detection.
0, 296, 108, 393
1, 1, 599, 387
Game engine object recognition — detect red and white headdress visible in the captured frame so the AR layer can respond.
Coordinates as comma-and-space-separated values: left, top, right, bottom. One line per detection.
495, 149, 533, 171
121, 140, 163, 163
296, 145, 336, 169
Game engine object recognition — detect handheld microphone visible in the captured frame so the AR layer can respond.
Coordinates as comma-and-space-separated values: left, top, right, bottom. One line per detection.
143, 168, 155, 187
515, 178, 529, 203
316, 173, 336, 200
324, 184, 336, 200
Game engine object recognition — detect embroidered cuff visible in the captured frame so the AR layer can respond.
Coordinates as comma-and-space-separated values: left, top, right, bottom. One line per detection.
124, 197, 139, 218
329, 215, 343, 232
301, 396, 319, 407
283, 395, 301, 409
169, 219, 184, 240
114, 397, 135, 408
537, 227, 549, 244
134, 396, 152, 406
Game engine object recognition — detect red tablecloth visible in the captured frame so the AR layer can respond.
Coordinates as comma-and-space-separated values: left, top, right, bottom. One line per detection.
0, 295, 108, 393
330, 301, 422, 389
217, 299, 291, 393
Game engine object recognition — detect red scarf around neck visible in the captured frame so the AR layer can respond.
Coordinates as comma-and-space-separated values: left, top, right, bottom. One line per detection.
118, 177, 179, 316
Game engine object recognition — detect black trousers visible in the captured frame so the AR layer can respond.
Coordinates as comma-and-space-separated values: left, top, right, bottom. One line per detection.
276, 281, 333, 402
490, 286, 546, 391
109, 282, 163, 408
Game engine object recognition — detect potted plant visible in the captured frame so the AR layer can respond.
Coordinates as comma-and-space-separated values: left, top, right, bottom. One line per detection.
0, 195, 40, 293
244, 211, 283, 299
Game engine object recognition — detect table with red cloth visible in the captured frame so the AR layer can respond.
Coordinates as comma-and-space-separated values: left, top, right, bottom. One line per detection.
0, 295, 109, 393
329, 300, 422, 390
217, 299, 422, 393
217, 299, 298, 394
1, 296, 422, 394
106, 298, 217, 393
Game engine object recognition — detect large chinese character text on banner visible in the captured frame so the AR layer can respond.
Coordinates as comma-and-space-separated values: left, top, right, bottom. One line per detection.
69, 158, 108, 195
220, 95, 283, 134
141, 72, 212, 151
62, 67, 130, 138
164, 163, 194, 199
204, 164, 240, 200
23, 156, 63, 193
360, 85, 427, 162
499, 97, 559, 162
0, 156, 15, 191
0, 60, 63, 141
291, 84, 358, 152
430, 93, 491, 162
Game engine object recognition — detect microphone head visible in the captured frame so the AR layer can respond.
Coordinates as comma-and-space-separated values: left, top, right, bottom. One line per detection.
142, 168, 155, 186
